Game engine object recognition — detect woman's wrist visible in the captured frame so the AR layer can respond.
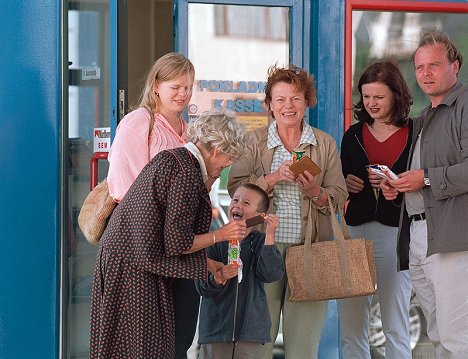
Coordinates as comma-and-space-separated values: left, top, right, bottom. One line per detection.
264, 172, 279, 191
310, 186, 323, 201
212, 228, 224, 243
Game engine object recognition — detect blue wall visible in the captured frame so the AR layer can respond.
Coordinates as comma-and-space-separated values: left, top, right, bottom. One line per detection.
311, 0, 345, 143
0, 1, 61, 358
313, 2, 345, 358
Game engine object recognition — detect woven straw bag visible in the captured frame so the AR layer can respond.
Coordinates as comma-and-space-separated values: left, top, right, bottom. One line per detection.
285, 194, 377, 302
78, 179, 116, 245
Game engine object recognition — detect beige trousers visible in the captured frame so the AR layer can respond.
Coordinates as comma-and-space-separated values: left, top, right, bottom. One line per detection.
409, 219, 468, 358
261, 243, 328, 359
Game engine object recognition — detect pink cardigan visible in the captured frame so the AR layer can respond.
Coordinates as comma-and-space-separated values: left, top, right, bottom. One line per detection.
107, 107, 188, 202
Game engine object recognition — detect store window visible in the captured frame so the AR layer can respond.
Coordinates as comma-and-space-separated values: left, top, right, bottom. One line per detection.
214, 6, 288, 41
187, 3, 290, 218
352, 10, 468, 117
345, 1, 468, 127
188, 3, 289, 129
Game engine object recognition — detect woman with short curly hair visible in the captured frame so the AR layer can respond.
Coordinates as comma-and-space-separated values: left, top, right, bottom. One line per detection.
229, 64, 348, 359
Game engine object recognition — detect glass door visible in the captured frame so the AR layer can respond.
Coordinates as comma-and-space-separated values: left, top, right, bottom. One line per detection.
63, 0, 176, 356
64, 0, 115, 357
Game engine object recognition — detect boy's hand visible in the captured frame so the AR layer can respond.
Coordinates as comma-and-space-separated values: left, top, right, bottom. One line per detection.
264, 214, 279, 232
264, 214, 280, 245
390, 170, 425, 192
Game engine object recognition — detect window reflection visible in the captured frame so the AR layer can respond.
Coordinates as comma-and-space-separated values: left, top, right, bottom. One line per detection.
352, 11, 468, 117
188, 3, 289, 129
214, 5, 288, 41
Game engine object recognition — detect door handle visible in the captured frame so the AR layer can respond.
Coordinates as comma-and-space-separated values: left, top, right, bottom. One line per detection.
119, 89, 126, 121
90, 152, 108, 190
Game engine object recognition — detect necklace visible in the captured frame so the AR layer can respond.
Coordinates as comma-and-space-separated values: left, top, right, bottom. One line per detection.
169, 116, 183, 136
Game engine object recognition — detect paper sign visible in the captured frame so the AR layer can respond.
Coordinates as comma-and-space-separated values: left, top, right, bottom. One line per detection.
82, 67, 101, 80
93, 127, 111, 153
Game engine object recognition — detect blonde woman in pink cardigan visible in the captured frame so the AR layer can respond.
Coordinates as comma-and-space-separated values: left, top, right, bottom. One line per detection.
107, 52, 194, 202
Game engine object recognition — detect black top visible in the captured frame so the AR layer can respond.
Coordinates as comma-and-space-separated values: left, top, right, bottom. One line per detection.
340, 120, 413, 227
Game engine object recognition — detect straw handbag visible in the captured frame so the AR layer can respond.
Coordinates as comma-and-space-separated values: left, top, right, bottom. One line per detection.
285, 195, 377, 302
78, 179, 116, 245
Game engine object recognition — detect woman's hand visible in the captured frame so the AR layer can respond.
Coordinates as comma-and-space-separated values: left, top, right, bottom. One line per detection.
216, 220, 247, 242
380, 178, 399, 200
276, 160, 296, 182
367, 170, 382, 189
213, 263, 239, 285
296, 170, 319, 197
345, 174, 364, 193
265, 160, 295, 190
296, 171, 327, 206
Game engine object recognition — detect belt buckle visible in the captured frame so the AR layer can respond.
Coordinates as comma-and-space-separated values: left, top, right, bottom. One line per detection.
412, 213, 425, 221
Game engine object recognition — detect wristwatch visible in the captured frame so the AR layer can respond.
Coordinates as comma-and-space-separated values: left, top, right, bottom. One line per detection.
311, 187, 323, 202
423, 168, 431, 186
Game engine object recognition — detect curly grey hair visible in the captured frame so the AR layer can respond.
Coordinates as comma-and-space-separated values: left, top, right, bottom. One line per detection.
187, 107, 247, 160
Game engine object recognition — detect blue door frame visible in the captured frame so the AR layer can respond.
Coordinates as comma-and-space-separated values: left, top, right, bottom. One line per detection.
0, 2, 62, 358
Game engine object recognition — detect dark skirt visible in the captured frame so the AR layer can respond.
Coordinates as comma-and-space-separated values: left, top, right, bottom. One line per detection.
89, 247, 175, 358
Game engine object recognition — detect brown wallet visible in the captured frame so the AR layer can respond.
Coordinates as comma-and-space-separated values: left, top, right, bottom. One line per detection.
289, 156, 322, 177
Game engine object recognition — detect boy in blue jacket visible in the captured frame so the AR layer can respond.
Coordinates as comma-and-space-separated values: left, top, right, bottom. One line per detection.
196, 183, 284, 359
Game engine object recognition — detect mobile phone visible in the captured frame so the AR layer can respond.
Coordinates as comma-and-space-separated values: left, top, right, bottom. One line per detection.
366, 164, 398, 180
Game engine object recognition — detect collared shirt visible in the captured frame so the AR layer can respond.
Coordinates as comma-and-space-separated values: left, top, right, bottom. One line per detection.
185, 142, 208, 182
405, 133, 425, 217
268, 120, 317, 244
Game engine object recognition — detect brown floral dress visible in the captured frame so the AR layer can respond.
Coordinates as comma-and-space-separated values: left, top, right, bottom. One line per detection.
89, 147, 211, 358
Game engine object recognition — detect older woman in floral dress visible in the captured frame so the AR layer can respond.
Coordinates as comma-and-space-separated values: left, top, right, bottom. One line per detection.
89, 108, 248, 359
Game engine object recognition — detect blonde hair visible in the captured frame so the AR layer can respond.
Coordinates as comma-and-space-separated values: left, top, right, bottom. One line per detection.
186, 108, 247, 160
412, 30, 463, 69
138, 53, 195, 113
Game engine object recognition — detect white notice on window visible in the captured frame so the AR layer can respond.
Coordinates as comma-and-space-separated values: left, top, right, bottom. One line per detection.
82, 67, 101, 80
93, 127, 111, 153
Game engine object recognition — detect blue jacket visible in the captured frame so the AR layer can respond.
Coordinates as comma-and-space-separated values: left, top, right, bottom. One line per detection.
196, 230, 284, 344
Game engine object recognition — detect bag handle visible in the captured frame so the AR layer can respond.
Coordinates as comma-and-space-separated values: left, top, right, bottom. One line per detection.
327, 194, 351, 242
327, 194, 355, 295
304, 200, 319, 248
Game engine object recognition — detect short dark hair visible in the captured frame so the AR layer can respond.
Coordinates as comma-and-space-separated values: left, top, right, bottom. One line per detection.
354, 60, 412, 127
241, 183, 270, 213
264, 64, 317, 119
412, 30, 463, 69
